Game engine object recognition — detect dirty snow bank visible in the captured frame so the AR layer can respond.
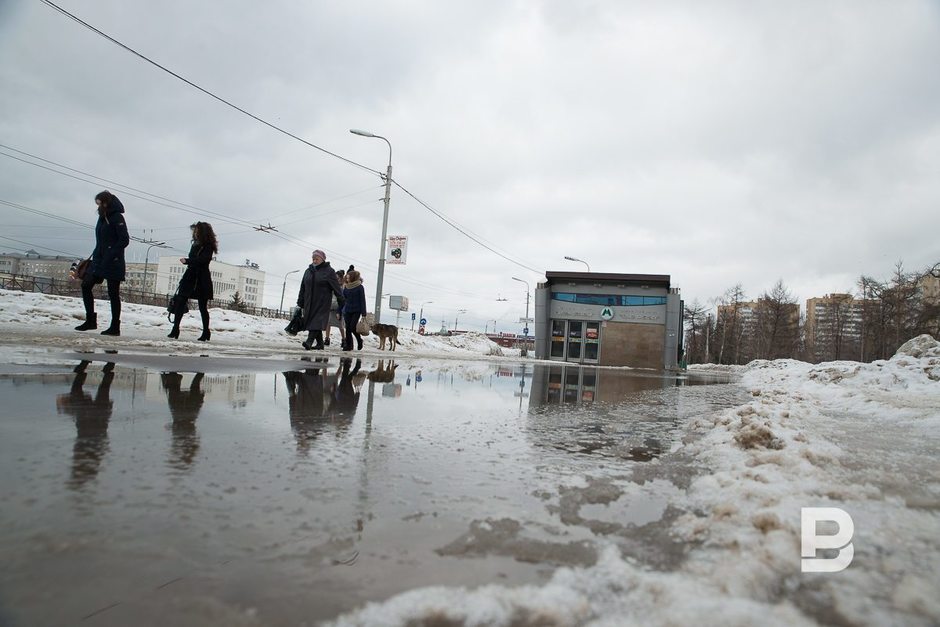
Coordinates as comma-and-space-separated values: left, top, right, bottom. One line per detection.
331, 336, 940, 627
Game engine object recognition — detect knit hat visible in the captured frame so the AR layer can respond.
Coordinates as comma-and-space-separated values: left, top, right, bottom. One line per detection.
312, 249, 326, 260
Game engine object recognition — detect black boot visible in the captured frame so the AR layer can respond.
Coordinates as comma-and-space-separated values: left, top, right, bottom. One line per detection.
302, 331, 315, 350
197, 329, 211, 342
357, 336, 363, 351
75, 313, 97, 331
312, 330, 325, 350
101, 321, 120, 336
168, 326, 180, 339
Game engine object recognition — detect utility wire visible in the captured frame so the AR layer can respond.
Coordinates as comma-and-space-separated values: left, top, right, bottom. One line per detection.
392, 180, 544, 275
37, 0, 381, 178
0, 235, 82, 258
0, 148, 258, 229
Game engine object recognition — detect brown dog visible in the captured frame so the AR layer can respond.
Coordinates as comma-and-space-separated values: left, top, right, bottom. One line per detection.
371, 323, 399, 351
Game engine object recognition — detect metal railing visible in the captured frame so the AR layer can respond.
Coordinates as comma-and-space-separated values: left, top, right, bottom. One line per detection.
0, 273, 290, 320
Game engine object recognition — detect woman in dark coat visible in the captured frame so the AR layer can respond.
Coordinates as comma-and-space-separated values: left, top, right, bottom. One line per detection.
75, 191, 130, 336
168, 222, 218, 341
342, 268, 367, 351
297, 249, 344, 350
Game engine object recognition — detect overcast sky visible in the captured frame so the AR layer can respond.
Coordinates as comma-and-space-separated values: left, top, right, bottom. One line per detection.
1, 0, 938, 331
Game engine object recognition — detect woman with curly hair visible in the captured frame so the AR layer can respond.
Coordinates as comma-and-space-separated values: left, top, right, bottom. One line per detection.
168, 221, 218, 341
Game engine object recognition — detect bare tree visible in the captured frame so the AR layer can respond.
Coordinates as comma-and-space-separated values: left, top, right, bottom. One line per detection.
683, 299, 708, 363
753, 279, 799, 360
714, 284, 746, 365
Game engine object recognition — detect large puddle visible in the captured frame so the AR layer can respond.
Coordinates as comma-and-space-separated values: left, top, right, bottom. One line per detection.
0, 354, 743, 625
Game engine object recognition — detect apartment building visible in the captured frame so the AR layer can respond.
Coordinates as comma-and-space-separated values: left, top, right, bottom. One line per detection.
804, 293, 868, 362
155, 256, 266, 307
0, 250, 75, 281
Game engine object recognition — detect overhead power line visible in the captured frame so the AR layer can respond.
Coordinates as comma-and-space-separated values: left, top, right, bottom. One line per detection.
38, 0, 381, 178
392, 180, 544, 274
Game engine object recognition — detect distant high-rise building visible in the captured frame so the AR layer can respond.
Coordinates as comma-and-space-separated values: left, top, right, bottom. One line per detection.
804, 293, 872, 362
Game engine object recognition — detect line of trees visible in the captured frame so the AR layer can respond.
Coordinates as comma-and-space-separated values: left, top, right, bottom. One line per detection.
684, 261, 939, 365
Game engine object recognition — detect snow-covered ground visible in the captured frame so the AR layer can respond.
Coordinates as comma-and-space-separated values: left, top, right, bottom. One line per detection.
331, 335, 940, 626
0, 289, 519, 360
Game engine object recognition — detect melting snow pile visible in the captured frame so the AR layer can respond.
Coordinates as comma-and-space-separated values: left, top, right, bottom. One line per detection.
332, 336, 940, 627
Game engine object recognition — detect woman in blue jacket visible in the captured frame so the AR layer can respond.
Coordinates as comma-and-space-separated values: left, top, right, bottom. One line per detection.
75, 191, 129, 336
342, 267, 367, 351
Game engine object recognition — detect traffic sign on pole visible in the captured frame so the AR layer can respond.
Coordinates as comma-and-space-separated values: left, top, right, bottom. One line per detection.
420, 318, 427, 326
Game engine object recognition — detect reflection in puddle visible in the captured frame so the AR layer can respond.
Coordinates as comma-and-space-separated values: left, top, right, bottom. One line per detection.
0, 357, 740, 625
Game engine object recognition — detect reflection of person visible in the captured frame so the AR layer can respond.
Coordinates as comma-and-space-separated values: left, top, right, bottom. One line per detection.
56, 361, 115, 489
297, 249, 344, 350
331, 358, 362, 418
169, 222, 218, 342
283, 369, 326, 454
74, 191, 129, 336
342, 269, 367, 352
161, 372, 205, 470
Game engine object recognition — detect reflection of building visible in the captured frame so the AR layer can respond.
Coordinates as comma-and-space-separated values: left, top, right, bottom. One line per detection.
534, 272, 682, 369
155, 256, 266, 307
145, 372, 255, 406
529, 364, 674, 406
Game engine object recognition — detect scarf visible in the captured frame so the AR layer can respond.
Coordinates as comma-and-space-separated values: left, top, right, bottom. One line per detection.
345, 279, 362, 289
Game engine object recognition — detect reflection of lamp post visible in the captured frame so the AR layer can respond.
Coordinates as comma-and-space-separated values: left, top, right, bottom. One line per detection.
350, 128, 392, 324
280, 269, 300, 313
415, 300, 433, 332
564, 255, 590, 272
511, 277, 531, 356
454, 309, 467, 331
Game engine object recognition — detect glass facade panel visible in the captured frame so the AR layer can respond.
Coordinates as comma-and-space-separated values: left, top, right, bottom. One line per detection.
552, 292, 666, 306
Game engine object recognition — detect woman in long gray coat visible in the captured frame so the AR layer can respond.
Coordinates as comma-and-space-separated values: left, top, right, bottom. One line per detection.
296, 249, 344, 350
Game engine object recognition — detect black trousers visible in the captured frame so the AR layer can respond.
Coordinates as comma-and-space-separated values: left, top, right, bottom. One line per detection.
82, 275, 121, 321
344, 312, 362, 349
174, 298, 210, 330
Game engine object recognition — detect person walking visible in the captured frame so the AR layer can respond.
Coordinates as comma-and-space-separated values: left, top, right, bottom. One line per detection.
342, 268, 367, 351
75, 191, 129, 336
296, 249, 344, 350
168, 222, 218, 341
324, 268, 346, 347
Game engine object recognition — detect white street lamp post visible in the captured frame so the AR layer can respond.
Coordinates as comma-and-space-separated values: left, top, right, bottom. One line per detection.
350, 129, 392, 324
280, 268, 300, 313
564, 255, 590, 272
415, 300, 433, 332
142, 241, 167, 298
512, 276, 531, 356
454, 309, 467, 331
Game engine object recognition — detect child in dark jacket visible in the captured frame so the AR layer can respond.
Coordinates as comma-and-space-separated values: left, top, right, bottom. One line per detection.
342, 268, 367, 351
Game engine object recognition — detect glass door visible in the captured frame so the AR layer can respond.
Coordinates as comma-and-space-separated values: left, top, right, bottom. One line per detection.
550, 320, 566, 359
583, 322, 600, 363
567, 321, 583, 360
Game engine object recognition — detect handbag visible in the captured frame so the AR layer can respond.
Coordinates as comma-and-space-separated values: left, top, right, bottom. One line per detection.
166, 292, 190, 323
71, 257, 92, 281
284, 306, 303, 336
356, 312, 374, 336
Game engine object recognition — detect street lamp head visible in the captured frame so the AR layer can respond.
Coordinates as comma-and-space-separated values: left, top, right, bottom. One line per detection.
564, 256, 577, 262
349, 128, 375, 138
